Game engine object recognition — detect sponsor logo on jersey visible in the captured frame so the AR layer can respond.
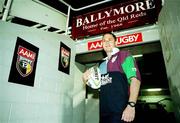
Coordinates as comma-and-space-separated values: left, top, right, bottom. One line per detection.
101, 74, 112, 86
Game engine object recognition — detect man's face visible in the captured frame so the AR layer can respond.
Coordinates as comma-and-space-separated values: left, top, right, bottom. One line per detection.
102, 34, 116, 53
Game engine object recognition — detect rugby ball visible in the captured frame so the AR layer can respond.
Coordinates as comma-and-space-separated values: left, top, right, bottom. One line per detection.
87, 66, 101, 89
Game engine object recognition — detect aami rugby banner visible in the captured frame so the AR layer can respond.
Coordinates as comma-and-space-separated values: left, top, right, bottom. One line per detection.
88, 33, 143, 51
8, 37, 39, 86
72, 0, 162, 39
58, 42, 71, 75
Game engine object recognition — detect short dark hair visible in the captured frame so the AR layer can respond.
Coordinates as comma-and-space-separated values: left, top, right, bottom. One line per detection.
102, 32, 117, 41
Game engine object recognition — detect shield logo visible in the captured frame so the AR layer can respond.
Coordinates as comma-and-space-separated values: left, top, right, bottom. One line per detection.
61, 47, 70, 68
16, 46, 36, 77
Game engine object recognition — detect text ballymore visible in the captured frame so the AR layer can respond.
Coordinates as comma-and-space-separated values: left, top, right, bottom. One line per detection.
72, 0, 162, 39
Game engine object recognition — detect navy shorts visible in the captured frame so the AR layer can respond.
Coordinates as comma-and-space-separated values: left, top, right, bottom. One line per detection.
100, 113, 125, 123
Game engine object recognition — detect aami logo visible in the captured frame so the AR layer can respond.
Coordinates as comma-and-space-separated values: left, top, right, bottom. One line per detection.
61, 47, 70, 68
88, 40, 103, 51
17, 46, 36, 60
88, 33, 143, 51
16, 46, 36, 77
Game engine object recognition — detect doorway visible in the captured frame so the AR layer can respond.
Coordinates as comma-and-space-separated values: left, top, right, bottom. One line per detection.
76, 41, 176, 123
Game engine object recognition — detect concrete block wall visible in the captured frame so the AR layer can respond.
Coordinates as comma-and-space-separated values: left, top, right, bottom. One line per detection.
85, 98, 99, 123
158, 0, 180, 122
0, 20, 75, 123
72, 63, 86, 123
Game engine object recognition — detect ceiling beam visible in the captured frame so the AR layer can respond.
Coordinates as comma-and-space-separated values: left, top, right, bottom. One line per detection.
59, 0, 112, 11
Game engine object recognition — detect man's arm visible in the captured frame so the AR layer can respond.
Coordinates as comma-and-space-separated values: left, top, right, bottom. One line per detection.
129, 77, 141, 104
121, 77, 141, 122
121, 53, 141, 122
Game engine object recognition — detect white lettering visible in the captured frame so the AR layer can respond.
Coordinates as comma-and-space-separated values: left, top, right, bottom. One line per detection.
19, 48, 35, 60
117, 34, 139, 45
75, 0, 155, 27
101, 74, 112, 86
146, 0, 155, 10
89, 41, 103, 50
134, 34, 139, 42
98, 13, 105, 20
90, 43, 96, 50
130, 12, 146, 19
117, 15, 129, 22
76, 18, 82, 27
84, 17, 90, 25
113, 7, 125, 15
19, 48, 24, 54
125, 4, 135, 13
83, 24, 98, 30
104, 10, 112, 17
90, 14, 97, 23
135, 2, 145, 11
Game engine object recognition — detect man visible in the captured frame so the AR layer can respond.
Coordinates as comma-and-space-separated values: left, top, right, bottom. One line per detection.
83, 32, 141, 123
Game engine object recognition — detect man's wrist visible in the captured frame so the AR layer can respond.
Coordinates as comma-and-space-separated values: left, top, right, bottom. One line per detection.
128, 101, 136, 107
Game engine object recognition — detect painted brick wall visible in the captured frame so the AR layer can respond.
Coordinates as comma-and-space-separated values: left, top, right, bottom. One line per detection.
158, 0, 180, 122
0, 21, 75, 123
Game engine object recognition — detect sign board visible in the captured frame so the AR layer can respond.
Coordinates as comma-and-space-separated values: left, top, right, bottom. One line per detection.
58, 42, 71, 74
72, 0, 161, 39
8, 37, 39, 86
88, 33, 143, 51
